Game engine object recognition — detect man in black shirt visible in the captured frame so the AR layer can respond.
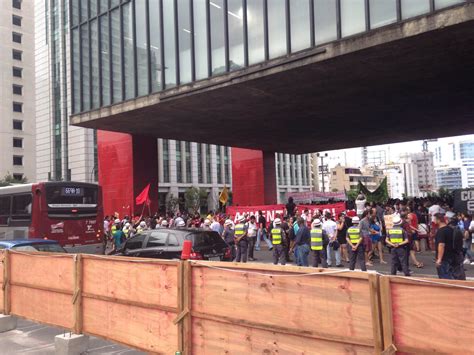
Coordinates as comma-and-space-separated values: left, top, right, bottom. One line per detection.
285, 197, 296, 218
434, 212, 465, 280
256, 210, 272, 251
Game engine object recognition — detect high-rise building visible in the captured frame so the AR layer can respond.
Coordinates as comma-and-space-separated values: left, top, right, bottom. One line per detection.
0, 0, 35, 182
435, 166, 463, 190
399, 152, 437, 196
329, 165, 383, 193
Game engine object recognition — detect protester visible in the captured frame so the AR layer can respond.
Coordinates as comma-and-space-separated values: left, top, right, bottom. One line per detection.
293, 218, 311, 267
336, 212, 351, 263
359, 210, 373, 267
256, 210, 272, 251
323, 213, 341, 267
222, 219, 236, 261
247, 215, 258, 261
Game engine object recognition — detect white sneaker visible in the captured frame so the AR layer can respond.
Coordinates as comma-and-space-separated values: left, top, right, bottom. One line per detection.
464, 259, 471, 265
471, 261, 474, 265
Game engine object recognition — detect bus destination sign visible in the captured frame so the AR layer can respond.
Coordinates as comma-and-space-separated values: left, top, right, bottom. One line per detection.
61, 187, 83, 196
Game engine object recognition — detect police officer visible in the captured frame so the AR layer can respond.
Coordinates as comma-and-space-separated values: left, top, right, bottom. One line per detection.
310, 219, 328, 268
347, 217, 367, 271
386, 215, 410, 276
222, 219, 236, 261
234, 216, 249, 263
271, 218, 286, 265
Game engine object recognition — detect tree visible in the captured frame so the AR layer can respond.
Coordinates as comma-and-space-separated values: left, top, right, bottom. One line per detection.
346, 189, 359, 201
0, 173, 27, 187
166, 194, 180, 213
184, 187, 201, 214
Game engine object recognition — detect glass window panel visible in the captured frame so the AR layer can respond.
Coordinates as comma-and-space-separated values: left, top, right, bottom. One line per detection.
149, 0, 162, 92
136, 0, 149, 96
123, 2, 135, 100
267, 0, 287, 59
193, 0, 208, 80
111, 0, 120, 8
290, 0, 311, 52
111, 8, 122, 102
401, 0, 430, 19
435, 0, 464, 10
176, 141, 183, 183
314, 0, 337, 45
178, 0, 192, 83
91, 19, 100, 108
90, 0, 97, 17
163, 0, 177, 88
99, 0, 109, 13
247, 0, 264, 65
369, 0, 397, 29
100, 14, 110, 105
81, 24, 90, 111
72, 27, 81, 112
80, 0, 88, 22
341, 0, 366, 37
210, 0, 226, 75
228, 0, 244, 70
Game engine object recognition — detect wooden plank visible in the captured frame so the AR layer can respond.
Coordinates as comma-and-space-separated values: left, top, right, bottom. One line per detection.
368, 273, 383, 353
183, 261, 192, 355
379, 276, 394, 351
3, 250, 10, 315
10, 285, 74, 330
0, 250, 5, 314
82, 292, 177, 313
390, 281, 474, 354
73, 254, 83, 334
191, 260, 370, 279
81, 253, 178, 265
177, 261, 183, 353
191, 265, 374, 346
9, 252, 74, 292
192, 317, 374, 355
82, 257, 178, 309
82, 297, 178, 354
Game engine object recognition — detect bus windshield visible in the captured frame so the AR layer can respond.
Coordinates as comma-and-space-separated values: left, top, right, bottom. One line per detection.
46, 185, 98, 207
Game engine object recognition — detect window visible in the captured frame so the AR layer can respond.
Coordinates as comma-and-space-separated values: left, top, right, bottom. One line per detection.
178, 0, 192, 83
136, 0, 149, 95
13, 102, 22, 112
11, 194, 32, 220
401, 0, 430, 19
13, 120, 23, 130
13, 138, 23, 148
247, 0, 265, 65
210, 0, 225, 75
176, 141, 183, 183
315, 0, 338, 45
13, 156, 23, 166
12, 32, 22, 43
146, 231, 168, 247
122, 2, 135, 99
12, 174, 23, 181
193, 0, 208, 80
162, 139, 170, 183
268, 0, 287, 59
12, 67, 22, 77
185, 142, 192, 183
149, 0, 162, 91
290, 0, 311, 52
0, 197, 11, 226
12, 15, 22, 26
12, 49, 22, 60
168, 234, 180, 246
369, 0, 397, 29
163, 0, 177, 88
12, 0, 21, 10
341, 0, 366, 37
228, 0, 244, 70
100, 14, 110, 106
124, 235, 146, 250
12, 84, 22, 95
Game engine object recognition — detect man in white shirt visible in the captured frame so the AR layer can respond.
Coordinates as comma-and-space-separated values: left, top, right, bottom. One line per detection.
247, 215, 259, 261
323, 213, 342, 267
355, 194, 367, 218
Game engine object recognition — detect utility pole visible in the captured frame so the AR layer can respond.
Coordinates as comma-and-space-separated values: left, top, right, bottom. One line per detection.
317, 153, 328, 192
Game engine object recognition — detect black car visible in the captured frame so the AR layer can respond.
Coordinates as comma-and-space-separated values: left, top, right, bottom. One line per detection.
115, 228, 232, 261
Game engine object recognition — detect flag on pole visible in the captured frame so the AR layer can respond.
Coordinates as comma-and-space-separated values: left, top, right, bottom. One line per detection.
135, 183, 151, 206
219, 186, 229, 205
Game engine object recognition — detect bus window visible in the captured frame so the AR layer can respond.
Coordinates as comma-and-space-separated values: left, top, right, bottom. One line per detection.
46, 185, 98, 206
11, 194, 32, 221
0, 196, 11, 226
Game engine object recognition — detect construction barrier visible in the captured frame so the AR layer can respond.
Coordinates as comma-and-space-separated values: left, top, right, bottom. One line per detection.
0, 249, 472, 354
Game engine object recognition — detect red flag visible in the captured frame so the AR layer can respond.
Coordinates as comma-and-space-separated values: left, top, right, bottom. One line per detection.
135, 184, 150, 206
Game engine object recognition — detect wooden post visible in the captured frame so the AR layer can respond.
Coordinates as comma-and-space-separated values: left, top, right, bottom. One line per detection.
368, 273, 383, 354
183, 260, 192, 355
379, 276, 394, 352
177, 261, 184, 353
73, 254, 83, 334
3, 250, 10, 315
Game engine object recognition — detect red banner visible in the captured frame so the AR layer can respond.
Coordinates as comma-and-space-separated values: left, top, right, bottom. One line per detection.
227, 202, 346, 224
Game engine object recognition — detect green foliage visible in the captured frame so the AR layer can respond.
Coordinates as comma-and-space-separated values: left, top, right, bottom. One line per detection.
346, 189, 359, 201
357, 177, 389, 203
184, 187, 208, 214
0, 173, 27, 187
166, 194, 180, 213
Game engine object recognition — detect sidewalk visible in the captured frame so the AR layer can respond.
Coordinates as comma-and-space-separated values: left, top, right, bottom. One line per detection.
0, 319, 145, 354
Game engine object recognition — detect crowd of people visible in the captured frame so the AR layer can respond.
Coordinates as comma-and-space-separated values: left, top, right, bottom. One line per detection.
103, 194, 473, 280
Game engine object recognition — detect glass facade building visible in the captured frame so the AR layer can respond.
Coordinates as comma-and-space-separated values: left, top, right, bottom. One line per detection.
70, 0, 466, 114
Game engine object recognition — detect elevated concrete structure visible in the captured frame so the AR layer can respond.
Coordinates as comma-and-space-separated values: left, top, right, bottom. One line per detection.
71, 4, 474, 154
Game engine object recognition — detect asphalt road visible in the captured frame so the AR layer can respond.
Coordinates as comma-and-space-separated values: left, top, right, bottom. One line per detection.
0, 319, 144, 354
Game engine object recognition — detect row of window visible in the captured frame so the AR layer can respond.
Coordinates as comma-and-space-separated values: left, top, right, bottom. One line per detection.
277, 153, 311, 186
12, 0, 21, 10
0, 194, 32, 226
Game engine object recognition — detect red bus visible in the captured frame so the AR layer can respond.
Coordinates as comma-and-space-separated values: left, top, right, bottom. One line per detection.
0, 182, 103, 252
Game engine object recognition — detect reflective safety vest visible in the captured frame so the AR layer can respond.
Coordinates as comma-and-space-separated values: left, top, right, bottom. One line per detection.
235, 223, 245, 237
271, 228, 282, 245
123, 227, 130, 238
388, 228, 404, 243
310, 228, 323, 251
348, 227, 361, 244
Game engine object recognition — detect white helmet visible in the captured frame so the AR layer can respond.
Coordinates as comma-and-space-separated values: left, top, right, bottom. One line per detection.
204, 219, 211, 226
237, 215, 246, 222
176, 220, 186, 227
352, 216, 360, 224
139, 221, 146, 228
224, 219, 233, 226
392, 215, 402, 226
125, 222, 131, 228
312, 219, 322, 227
274, 218, 281, 225
114, 219, 121, 224
161, 220, 169, 226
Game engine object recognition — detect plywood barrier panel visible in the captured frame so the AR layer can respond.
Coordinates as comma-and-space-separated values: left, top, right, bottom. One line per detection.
10, 285, 74, 329
191, 266, 374, 345
391, 282, 474, 354
83, 297, 178, 354
82, 257, 178, 308
10, 253, 74, 292
0, 251, 4, 313
192, 317, 373, 355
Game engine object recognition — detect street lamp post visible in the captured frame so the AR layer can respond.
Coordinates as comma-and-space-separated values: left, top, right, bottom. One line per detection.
316, 153, 328, 192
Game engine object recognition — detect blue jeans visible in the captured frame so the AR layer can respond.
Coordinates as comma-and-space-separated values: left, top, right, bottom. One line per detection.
295, 244, 310, 267
256, 229, 272, 250
327, 243, 341, 266
436, 260, 454, 279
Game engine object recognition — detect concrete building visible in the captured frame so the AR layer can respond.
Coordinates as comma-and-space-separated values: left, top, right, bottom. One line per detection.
329, 165, 382, 192
67, 1, 474, 213
383, 166, 405, 200
435, 166, 463, 190
0, 0, 35, 182
399, 152, 437, 196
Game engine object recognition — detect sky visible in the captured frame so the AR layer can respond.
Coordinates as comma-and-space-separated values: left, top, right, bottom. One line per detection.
319, 134, 474, 169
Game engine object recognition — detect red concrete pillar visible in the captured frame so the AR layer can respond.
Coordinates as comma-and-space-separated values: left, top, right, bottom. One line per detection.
97, 131, 158, 218
231, 148, 277, 206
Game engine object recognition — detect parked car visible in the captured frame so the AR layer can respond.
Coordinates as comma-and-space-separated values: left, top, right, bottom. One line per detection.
114, 228, 232, 261
0, 239, 67, 253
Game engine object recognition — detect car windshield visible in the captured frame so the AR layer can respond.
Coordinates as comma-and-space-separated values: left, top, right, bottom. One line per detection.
188, 232, 225, 247
12, 243, 66, 253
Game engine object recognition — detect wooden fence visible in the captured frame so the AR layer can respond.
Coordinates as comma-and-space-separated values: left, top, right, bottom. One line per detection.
0, 250, 472, 354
